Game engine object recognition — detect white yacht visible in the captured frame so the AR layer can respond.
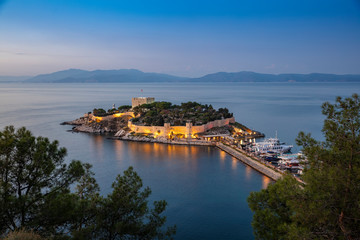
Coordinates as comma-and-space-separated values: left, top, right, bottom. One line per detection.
252, 137, 293, 153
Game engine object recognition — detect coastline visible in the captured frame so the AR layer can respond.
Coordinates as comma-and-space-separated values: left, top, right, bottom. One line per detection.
216, 142, 283, 181
109, 135, 214, 146
109, 134, 283, 181
62, 107, 281, 182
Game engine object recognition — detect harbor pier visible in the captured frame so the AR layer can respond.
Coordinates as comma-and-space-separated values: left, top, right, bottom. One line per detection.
216, 142, 283, 181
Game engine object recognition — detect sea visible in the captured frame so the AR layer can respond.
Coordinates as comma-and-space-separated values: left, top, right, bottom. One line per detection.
0, 82, 359, 239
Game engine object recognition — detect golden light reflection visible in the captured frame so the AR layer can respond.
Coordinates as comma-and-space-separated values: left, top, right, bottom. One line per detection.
92, 135, 104, 161
219, 150, 226, 161
125, 141, 202, 172
191, 146, 197, 158
114, 140, 124, 162
262, 176, 272, 189
245, 165, 252, 180
231, 157, 237, 170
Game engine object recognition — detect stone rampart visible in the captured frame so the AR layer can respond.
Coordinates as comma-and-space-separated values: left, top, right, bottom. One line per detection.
90, 111, 135, 122
128, 117, 235, 139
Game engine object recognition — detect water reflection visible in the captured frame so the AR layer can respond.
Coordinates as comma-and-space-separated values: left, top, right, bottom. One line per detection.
245, 165, 252, 180
262, 176, 272, 189
124, 142, 210, 170
114, 140, 125, 162
219, 150, 227, 161
231, 157, 238, 170
90, 135, 105, 161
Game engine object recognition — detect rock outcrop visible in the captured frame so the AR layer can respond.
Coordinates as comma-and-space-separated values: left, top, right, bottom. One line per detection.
62, 115, 131, 134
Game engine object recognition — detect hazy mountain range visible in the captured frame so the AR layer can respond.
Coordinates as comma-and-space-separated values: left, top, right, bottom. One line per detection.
1, 69, 360, 83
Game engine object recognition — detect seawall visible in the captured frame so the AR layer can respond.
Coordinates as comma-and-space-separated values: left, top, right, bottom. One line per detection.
216, 143, 283, 181
112, 135, 214, 146
128, 117, 235, 138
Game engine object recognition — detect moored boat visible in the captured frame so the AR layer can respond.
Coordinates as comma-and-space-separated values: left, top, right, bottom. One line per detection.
252, 137, 293, 153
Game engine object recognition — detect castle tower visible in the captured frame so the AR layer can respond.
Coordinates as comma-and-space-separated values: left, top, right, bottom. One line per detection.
164, 123, 171, 138
186, 121, 192, 139
131, 97, 155, 108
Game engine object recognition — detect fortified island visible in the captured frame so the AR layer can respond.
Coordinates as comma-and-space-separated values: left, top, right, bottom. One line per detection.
63, 97, 264, 145
63, 97, 299, 181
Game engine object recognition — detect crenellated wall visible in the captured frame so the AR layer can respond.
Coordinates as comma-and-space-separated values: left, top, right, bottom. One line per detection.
128, 117, 235, 139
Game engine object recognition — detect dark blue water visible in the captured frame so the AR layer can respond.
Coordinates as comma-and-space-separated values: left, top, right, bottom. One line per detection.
0, 82, 359, 239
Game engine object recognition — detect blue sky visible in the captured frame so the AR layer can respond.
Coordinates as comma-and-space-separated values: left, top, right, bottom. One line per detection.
0, 0, 359, 77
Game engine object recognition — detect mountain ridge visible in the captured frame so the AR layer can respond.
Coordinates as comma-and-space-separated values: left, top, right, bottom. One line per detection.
7, 69, 360, 83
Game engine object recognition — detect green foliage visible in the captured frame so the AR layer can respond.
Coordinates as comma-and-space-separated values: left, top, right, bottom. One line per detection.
248, 94, 360, 240
0, 126, 175, 240
248, 176, 300, 240
131, 117, 140, 123
118, 105, 132, 111
0, 126, 85, 236
93, 108, 107, 116
293, 93, 360, 239
132, 101, 233, 126
79, 167, 176, 240
154, 101, 172, 110
107, 108, 118, 114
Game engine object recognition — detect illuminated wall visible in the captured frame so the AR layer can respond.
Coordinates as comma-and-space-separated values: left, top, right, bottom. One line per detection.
89, 111, 135, 122
128, 117, 235, 139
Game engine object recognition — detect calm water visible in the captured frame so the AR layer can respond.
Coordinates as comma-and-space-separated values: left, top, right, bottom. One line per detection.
0, 82, 359, 239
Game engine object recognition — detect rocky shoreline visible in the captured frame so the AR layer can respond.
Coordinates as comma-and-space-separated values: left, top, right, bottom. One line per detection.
62, 115, 283, 181
63, 117, 213, 146
61, 115, 130, 134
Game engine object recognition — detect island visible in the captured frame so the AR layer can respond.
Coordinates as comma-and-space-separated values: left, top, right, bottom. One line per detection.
62, 97, 289, 181
62, 97, 264, 146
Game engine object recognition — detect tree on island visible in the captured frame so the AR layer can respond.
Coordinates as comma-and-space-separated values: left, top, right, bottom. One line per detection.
0, 126, 175, 239
131, 101, 234, 126
93, 108, 107, 116
248, 94, 360, 240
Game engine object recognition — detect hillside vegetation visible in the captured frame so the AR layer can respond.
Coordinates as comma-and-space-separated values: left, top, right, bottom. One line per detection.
130, 101, 233, 126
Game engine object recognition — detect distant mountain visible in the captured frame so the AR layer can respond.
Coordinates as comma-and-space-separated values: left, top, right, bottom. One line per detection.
23, 69, 360, 83
193, 71, 360, 82
26, 69, 188, 83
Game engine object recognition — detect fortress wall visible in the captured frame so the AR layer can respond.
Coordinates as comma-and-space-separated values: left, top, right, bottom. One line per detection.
113, 111, 136, 118
191, 125, 205, 134
169, 126, 187, 135
202, 117, 235, 132
128, 117, 235, 138
90, 111, 135, 122
128, 122, 158, 134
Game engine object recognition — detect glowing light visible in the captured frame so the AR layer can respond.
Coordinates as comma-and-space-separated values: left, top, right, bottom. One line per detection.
95, 117, 103, 122
113, 113, 123, 117
262, 177, 272, 189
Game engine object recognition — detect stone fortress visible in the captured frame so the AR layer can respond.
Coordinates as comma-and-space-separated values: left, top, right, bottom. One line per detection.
85, 97, 255, 140
129, 97, 236, 139
131, 97, 155, 108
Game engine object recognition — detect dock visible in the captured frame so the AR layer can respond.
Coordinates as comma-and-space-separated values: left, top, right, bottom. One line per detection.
216, 142, 283, 181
